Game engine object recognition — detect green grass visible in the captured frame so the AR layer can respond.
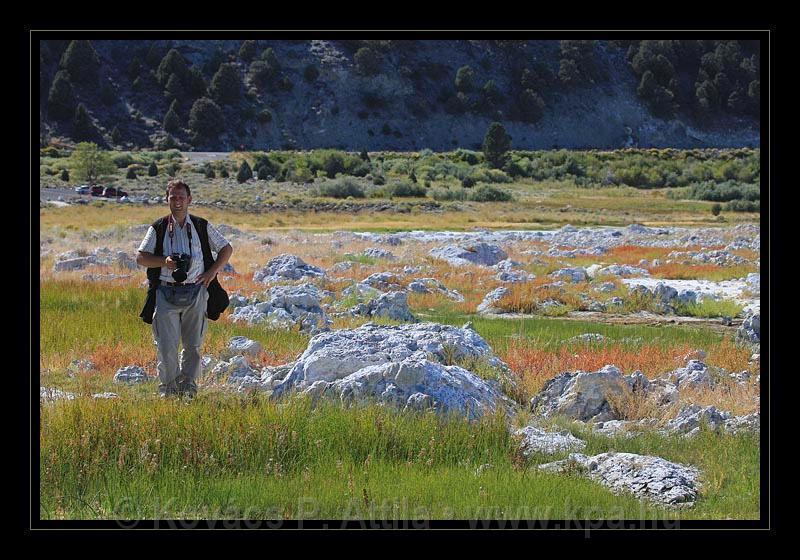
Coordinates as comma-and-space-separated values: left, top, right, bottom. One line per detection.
418, 310, 728, 355
39, 394, 759, 520
674, 299, 745, 318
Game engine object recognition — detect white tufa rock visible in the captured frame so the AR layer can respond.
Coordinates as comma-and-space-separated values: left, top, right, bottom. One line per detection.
230, 283, 331, 334
514, 425, 587, 456
549, 267, 589, 283
227, 336, 263, 358
265, 322, 514, 420
113, 366, 149, 384
530, 365, 647, 423
429, 242, 508, 267
539, 452, 701, 507
477, 287, 511, 314
253, 254, 325, 284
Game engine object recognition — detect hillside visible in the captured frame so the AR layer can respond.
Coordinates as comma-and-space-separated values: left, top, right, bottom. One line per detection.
38, 39, 761, 151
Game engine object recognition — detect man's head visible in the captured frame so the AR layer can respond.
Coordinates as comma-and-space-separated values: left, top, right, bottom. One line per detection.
166, 180, 192, 221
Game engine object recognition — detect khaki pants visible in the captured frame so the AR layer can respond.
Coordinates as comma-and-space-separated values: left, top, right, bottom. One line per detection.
152, 284, 209, 396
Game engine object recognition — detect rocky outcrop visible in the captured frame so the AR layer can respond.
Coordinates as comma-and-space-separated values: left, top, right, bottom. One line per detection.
514, 425, 587, 456
530, 365, 644, 423
113, 366, 149, 384
230, 284, 331, 333
477, 287, 511, 314
549, 267, 589, 283
736, 313, 760, 346
429, 243, 508, 267
253, 254, 325, 284
539, 452, 701, 507
259, 322, 514, 419
351, 291, 417, 322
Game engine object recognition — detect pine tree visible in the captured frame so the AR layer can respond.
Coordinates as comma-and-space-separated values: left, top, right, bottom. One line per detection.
60, 169, 69, 181
60, 40, 101, 84
164, 73, 184, 102
188, 97, 225, 140
237, 161, 253, 183
148, 161, 158, 176
455, 66, 475, 93
482, 122, 511, 169
239, 40, 257, 62
209, 63, 242, 105
110, 126, 122, 144
73, 104, 95, 141
156, 49, 190, 87
164, 100, 181, 133
47, 70, 76, 121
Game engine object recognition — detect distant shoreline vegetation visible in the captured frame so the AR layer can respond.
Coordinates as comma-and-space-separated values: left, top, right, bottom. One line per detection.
40, 146, 760, 209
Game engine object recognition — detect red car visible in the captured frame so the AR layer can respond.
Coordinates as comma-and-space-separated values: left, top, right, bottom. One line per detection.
102, 186, 128, 198
90, 185, 104, 196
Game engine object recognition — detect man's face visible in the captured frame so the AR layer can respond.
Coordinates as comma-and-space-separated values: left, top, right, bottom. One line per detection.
167, 187, 191, 217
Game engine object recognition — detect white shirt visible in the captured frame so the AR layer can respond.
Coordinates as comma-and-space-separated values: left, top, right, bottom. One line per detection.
138, 215, 230, 283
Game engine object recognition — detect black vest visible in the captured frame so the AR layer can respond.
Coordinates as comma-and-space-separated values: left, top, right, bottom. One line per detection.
139, 214, 229, 323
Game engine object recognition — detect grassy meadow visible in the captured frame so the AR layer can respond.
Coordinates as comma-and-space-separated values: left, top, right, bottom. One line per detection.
39, 149, 761, 521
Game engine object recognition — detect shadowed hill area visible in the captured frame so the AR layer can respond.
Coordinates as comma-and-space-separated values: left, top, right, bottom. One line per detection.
39, 39, 760, 152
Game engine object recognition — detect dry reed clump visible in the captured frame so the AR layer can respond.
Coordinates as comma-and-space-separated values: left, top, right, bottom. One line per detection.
494, 283, 584, 314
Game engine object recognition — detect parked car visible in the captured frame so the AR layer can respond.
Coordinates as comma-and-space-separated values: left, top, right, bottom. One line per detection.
90, 185, 104, 197
74, 185, 91, 195
102, 186, 128, 198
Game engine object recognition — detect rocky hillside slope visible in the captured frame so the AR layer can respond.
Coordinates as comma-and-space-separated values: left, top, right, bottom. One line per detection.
39, 39, 760, 151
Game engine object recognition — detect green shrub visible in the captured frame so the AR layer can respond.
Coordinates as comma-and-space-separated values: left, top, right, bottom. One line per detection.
126, 167, 137, 179
467, 185, 513, 202
112, 153, 134, 168
725, 199, 759, 212
220, 167, 229, 178
380, 181, 427, 198
148, 161, 158, 176
461, 176, 475, 188
711, 203, 722, 216
429, 186, 467, 201
41, 147, 61, 158
60, 169, 69, 181
316, 177, 365, 198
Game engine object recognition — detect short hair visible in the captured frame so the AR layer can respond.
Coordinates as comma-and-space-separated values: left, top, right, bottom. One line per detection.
166, 179, 191, 197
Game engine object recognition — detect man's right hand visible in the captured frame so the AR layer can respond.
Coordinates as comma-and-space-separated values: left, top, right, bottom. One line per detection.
164, 256, 178, 270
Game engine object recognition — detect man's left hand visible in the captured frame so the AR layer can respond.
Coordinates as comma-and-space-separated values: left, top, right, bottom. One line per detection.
196, 270, 217, 288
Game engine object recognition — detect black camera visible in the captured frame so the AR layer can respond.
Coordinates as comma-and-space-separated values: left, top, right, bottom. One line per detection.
170, 253, 192, 283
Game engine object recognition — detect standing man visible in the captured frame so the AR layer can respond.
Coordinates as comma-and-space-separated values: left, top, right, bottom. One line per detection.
137, 179, 233, 398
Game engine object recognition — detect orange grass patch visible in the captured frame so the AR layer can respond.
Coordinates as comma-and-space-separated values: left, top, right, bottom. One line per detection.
500, 339, 754, 400
496, 283, 584, 313
649, 263, 757, 281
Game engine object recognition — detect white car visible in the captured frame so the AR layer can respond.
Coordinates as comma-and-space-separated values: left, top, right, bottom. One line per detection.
74, 185, 91, 195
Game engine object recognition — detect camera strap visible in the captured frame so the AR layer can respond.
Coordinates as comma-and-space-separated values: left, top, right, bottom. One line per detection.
168, 214, 193, 256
